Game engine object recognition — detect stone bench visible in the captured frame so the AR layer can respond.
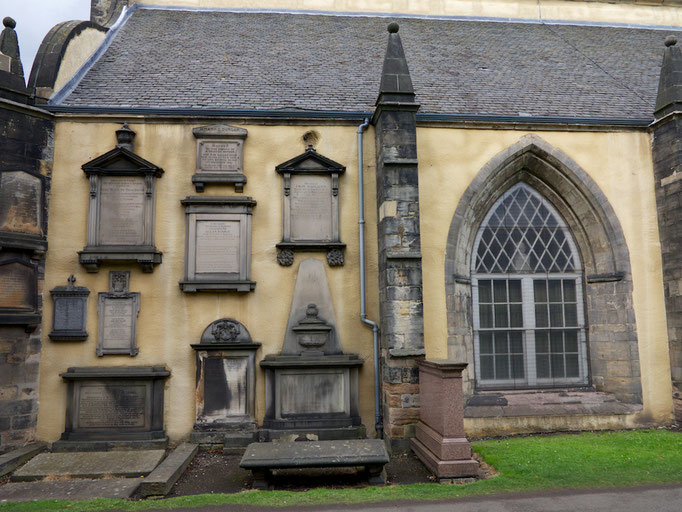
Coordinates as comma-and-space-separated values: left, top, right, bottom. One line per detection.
239, 439, 389, 489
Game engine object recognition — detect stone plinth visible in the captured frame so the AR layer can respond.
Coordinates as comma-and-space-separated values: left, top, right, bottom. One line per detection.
410, 360, 479, 479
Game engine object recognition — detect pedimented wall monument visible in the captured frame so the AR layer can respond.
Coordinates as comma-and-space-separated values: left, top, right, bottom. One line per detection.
79, 123, 163, 273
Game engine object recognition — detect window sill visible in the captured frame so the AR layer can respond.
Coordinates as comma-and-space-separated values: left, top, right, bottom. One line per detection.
464, 390, 642, 418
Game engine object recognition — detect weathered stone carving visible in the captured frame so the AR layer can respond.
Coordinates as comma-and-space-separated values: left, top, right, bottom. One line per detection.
276, 146, 345, 266
192, 124, 247, 192
0, 255, 39, 330
0, 169, 47, 256
96, 271, 140, 356
79, 123, 163, 273
190, 319, 261, 445
179, 196, 256, 292
49, 275, 90, 341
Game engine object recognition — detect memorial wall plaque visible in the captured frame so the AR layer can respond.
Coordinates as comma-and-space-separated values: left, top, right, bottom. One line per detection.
192, 124, 247, 192
79, 123, 163, 273
0, 170, 47, 255
58, 366, 169, 444
97, 271, 140, 356
0, 259, 36, 310
179, 197, 256, 292
276, 146, 345, 266
191, 319, 261, 445
49, 275, 90, 341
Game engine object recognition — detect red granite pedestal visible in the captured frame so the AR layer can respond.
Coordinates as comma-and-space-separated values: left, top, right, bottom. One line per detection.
410, 360, 479, 479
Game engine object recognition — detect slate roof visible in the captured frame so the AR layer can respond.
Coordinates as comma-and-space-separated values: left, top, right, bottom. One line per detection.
56, 7, 682, 120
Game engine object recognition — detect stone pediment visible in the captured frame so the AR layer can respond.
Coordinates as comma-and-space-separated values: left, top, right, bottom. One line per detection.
192, 124, 247, 139
275, 147, 345, 175
82, 147, 163, 177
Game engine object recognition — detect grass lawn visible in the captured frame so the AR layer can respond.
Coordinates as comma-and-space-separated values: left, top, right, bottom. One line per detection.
1, 430, 680, 511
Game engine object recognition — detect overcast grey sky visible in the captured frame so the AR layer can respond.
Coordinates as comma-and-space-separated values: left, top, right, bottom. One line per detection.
3, 0, 90, 79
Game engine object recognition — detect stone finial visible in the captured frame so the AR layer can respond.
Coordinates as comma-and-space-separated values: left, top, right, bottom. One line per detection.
655, 34, 682, 118
0, 14, 27, 102
115, 122, 136, 151
3, 17, 16, 29
376, 19, 415, 105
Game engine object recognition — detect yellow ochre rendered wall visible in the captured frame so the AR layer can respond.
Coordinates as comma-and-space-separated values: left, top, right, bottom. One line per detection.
134, 0, 682, 28
37, 120, 380, 442
417, 128, 673, 426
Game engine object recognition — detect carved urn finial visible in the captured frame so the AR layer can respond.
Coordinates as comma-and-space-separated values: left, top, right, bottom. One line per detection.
116, 122, 136, 151
292, 303, 332, 355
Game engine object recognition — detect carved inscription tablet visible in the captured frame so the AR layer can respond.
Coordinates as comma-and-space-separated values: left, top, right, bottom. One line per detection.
99, 176, 145, 245
0, 262, 34, 310
0, 171, 42, 235
195, 220, 240, 274
202, 357, 248, 418
290, 175, 332, 241
54, 298, 86, 331
280, 371, 345, 415
101, 297, 134, 350
77, 383, 148, 429
199, 141, 242, 172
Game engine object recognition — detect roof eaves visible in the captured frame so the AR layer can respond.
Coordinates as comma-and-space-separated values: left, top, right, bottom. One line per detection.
48, 3, 138, 106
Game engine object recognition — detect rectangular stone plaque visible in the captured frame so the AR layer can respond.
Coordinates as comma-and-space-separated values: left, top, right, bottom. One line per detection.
0, 171, 42, 235
77, 382, 149, 429
54, 297, 86, 331
279, 370, 346, 415
199, 141, 243, 173
101, 297, 134, 350
202, 357, 248, 418
0, 262, 34, 310
195, 220, 240, 274
290, 175, 333, 241
99, 176, 145, 245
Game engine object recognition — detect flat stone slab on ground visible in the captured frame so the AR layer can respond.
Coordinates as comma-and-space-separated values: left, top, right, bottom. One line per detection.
240, 439, 389, 468
0, 479, 141, 502
12, 450, 165, 481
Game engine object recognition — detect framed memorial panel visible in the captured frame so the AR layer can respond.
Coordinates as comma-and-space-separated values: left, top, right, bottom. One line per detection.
179, 196, 256, 292
0, 255, 40, 330
0, 169, 48, 256
49, 275, 90, 341
79, 123, 163, 273
275, 146, 345, 266
96, 271, 140, 356
192, 124, 247, 192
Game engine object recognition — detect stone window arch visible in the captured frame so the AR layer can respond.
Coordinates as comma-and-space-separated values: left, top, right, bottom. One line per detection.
445, 135, 641, 403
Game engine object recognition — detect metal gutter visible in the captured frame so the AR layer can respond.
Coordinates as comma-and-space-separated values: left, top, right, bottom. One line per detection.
43, 106, 653, 127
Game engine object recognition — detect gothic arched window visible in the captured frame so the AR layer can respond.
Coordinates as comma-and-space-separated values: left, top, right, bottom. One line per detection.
471, 183, 588, 388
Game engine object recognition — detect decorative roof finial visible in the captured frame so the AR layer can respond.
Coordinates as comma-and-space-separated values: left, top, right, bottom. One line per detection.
3, 17, 16, 29
665, 35, 678, 47
387, 22, 399, 34
115, 122, 136, 152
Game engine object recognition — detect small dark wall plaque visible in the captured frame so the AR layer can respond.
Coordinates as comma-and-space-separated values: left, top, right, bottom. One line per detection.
192, 124, 247, 192
0, 169, 48, 256
0, 256, 40, 330
49, 275, 90, 341
179, 197, 256, 292
276, 146, 345, 266
191, 319, 261, 437
79, 123, 163, 273
97, 271, 140, 356
59, 366, 169, 442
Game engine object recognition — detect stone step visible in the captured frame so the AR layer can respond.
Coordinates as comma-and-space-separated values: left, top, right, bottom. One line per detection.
0, 479, 140, 502
0, 443, 47, 478
138, 442, 198, 497
11, 449, 165, 482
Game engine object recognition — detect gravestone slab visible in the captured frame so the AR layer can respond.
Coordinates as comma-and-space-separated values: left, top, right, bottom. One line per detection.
97, 271, 139, 356
192, 124, 248, 192
190, 319, 260, 445
276, 146, 346, 266
11, 450, 165, 481
79, 123, 163, 273
0, 479, 141, 501
49, 275, 89, 341
58, 366, 169, 445
0, 169, 47, 255
179, 196, 256, 292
